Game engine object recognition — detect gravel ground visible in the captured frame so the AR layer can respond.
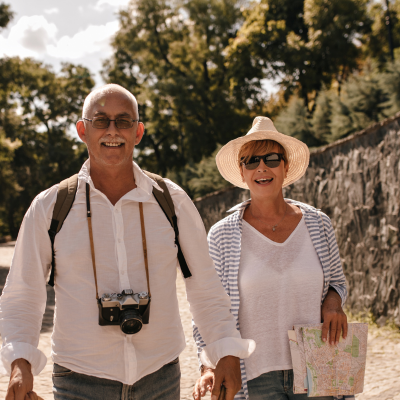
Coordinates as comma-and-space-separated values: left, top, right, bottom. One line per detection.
0, 244, 399, 399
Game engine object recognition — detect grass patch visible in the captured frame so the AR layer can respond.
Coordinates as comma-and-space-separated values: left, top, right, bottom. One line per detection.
345, 309, 400, 340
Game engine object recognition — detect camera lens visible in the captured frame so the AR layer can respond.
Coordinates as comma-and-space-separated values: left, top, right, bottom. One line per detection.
119, 309, 143, 334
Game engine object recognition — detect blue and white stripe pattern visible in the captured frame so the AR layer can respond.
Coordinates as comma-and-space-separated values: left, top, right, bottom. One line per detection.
193, 198, 348, 400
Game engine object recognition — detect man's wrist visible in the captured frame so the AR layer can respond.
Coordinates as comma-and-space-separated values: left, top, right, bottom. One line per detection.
11, 358, 31, 370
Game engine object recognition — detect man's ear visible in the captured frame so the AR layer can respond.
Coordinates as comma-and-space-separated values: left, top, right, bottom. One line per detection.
135, 122, 145, 145
76, 120, 87, 144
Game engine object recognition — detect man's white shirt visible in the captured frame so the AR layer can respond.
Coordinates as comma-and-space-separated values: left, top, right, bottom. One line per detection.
0, 160, 254, 383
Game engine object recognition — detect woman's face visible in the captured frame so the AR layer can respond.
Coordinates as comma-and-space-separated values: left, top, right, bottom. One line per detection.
240, 144, 289, 199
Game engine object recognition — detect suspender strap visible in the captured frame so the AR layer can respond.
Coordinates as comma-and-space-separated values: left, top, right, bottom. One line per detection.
48, 174, 79, 286
85, 183, 151, 299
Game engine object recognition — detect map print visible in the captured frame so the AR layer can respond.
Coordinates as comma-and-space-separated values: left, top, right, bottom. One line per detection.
288, 323, 368, 397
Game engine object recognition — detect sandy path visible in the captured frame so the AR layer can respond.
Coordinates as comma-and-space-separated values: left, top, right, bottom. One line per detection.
1, 243, 400, 399
356, 328, 400, 400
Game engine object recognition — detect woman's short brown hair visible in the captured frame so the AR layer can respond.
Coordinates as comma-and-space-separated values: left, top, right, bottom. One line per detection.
238, 140, 288, 168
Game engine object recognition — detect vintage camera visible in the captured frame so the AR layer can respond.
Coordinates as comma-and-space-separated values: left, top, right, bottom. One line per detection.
98, 289, 150, 334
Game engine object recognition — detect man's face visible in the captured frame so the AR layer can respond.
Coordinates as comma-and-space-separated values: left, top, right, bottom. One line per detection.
76, 91, 144, 168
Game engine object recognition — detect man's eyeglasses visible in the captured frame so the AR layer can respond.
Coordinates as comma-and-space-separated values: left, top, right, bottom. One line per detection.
83, 117, 139, 129
242, 153, 285, 170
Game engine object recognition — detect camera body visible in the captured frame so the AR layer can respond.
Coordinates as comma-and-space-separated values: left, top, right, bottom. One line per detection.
98, 289, 150, 334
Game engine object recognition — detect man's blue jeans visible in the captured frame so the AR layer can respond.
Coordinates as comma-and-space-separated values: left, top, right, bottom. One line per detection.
52, 358, 180, 400
247, 370, 334, 400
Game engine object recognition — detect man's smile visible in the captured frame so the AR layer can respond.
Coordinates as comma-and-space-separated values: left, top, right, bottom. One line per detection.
101, 142, 125, 147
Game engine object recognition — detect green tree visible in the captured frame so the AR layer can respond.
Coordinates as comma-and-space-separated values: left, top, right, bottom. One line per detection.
328, 63, 388, 140
274, 96, 319, 146
291, 60, 399, 144
227, 0, 371, 105
0, 57, 94, 237
167, 144, 232, 198
311, 90, 333, 144
0, 130, 21, 236
103, 0, 255, 176
0, 2, 13, 29
380, 57, 400, 115
303, 0, 371, 96
365, 0, 400, 65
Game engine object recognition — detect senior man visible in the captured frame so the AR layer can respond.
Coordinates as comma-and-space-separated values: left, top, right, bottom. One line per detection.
0, 84, 254, 400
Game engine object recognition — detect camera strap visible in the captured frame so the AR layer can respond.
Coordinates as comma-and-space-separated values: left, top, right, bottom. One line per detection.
85, 183, 151, 300
86, 183, 100, 300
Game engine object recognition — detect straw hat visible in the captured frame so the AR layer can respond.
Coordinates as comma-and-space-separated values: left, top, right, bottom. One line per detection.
216, 116, 310, 189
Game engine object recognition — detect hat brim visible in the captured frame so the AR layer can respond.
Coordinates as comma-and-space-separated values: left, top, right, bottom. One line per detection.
216, 130, 310, 189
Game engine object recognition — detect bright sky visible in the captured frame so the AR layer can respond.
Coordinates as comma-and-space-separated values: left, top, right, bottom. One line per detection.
1, 0, 278, 94
1, 0, 131, 86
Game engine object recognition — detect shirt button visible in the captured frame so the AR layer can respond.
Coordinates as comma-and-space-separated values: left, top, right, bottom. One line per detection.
115, 209, 119, 213
118, 238, 122, 243
121, 270, 125, 275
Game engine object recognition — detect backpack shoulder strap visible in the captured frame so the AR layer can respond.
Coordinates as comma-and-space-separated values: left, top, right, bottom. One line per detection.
47, 174, 79, 286
143, 170, 192, 278
143, 171, 175, 226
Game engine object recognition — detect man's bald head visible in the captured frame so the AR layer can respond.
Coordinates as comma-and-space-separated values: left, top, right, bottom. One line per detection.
82, 84, 139, 119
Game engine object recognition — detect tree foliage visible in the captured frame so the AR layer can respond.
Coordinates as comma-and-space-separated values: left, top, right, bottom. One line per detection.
101, 0, 400, 194
0, 2, 13, 30
2, 0, 400, 234
365, 0, 400, 64
166, 144, 232, 198
103, 0, 256, 176
226, 0, 371, 104
284, 60, 400, 145
0, 57, 94, 237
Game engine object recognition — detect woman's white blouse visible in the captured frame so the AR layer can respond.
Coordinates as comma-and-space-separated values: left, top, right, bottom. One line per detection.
239, 217, 323, 381
193, 198, 348, 400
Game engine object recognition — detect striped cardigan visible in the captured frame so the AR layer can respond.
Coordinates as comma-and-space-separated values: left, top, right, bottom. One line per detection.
193, 198, 348, 400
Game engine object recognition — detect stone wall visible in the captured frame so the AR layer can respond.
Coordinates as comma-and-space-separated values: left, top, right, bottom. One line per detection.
193, 187, 249, 232
193, 113, 400, 325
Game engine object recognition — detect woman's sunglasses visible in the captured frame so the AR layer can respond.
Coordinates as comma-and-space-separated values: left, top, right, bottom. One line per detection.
242, 153, 285, 170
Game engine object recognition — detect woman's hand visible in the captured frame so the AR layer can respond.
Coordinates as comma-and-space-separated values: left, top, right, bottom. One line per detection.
193, 367, 214, 399
193, 356, 241, 400
25, 391, 41, 400
321, 288, 348, 345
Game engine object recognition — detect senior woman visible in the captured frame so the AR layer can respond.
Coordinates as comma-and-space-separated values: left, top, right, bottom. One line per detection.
192, 117, 349, 400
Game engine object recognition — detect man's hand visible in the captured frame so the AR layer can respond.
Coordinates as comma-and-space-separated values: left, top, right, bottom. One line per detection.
193, 356, 241, 400
321, 288, 348, 345
212, 356, 241, 400
5, 358, 34, 400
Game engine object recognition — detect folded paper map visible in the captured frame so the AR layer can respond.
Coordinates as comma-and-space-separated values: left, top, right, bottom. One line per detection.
288, 323, 368, 397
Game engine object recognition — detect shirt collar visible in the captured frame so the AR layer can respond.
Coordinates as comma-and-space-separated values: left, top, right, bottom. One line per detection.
227, 197, 316, 217
227, 199, 251, 214
78, 159, 163, 201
